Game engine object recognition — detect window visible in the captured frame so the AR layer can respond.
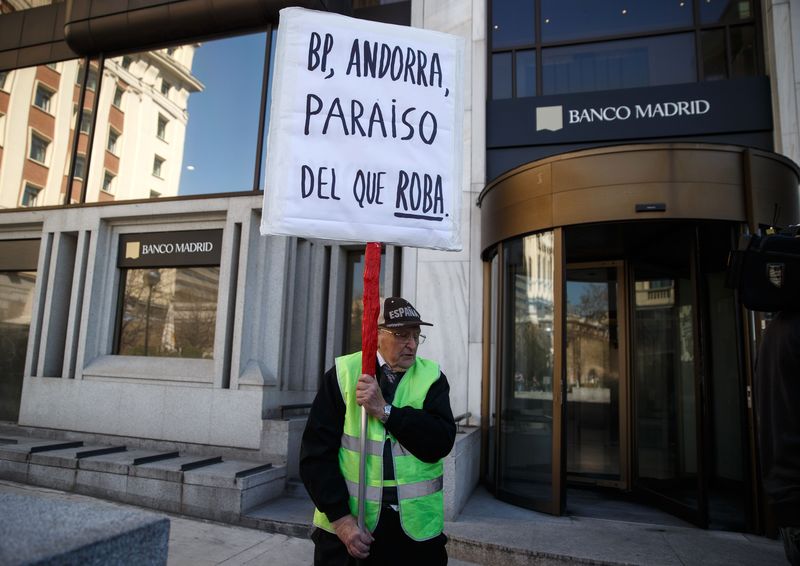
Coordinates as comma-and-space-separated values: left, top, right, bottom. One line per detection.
102, 171, 115, 193
492, 0, 535, 49
29, 133, 49, 164
46, 63, 59, 72
117, 267, 219, 359
34, 85, 54, 113
492, 53, 512, 100
542, 33, 696, 95
161, 80, 171, 96
343, 248, 398, 353
113, 86, 124, 108
540, 0, 692, 43
79, 110, 93, 134
0, 71, 7, 91
490, 0, 761, 99
150, 190, 161, 199
107, 129, 120, 154
21, 183, 42, 207
73, 155, 86, 179
153, 156, 165, 178
87, 69, 98, 91
121, 56, 132, 70
157, 115, 168, 140
87, 31, 269, 203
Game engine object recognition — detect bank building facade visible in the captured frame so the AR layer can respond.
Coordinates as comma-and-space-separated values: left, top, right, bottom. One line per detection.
0, 0, 799, 536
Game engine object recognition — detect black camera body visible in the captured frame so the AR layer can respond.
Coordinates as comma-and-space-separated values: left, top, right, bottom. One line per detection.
728, 226, 800, 312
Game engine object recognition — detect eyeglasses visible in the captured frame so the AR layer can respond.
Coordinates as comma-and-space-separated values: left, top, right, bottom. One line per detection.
379, 328, 426, 345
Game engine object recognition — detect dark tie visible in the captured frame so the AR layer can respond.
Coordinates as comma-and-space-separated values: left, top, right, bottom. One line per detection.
380, 364, 402, 404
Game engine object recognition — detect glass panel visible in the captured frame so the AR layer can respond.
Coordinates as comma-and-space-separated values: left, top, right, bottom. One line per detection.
516, 50, 536, 98
701, 29, 727, 81
260, 29, 277, 190
0, 1, 62, 15
700, 0, 753, 24
633, 263, 698, 510
0, 61, 84, 208
491, 52, 513, 100
499, 232, 555, 503
343, 249, 387, 354
701, 224, 747, 530
89, 32, 267, 203
542, 33, 696, 95
492, 0, 535, 49
117, 267, 219, 359
0, 270, 37, 421
541, 0, 693, 43
566, 267, 621, 480
730, 25, 757, 77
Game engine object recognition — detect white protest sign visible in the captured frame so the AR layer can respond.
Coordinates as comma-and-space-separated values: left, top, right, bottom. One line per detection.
261, 7, 465, 251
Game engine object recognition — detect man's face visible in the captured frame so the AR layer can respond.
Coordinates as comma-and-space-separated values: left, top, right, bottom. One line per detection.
378, 325, 421, 371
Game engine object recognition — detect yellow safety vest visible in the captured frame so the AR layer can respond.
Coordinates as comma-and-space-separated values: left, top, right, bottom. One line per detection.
313, 351, 445, 541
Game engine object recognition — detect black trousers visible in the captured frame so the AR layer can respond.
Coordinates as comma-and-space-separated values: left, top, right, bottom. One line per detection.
311, 507, 447, 566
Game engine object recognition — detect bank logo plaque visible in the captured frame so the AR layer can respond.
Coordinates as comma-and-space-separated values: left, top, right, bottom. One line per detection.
536, 105, 563, 132
125, 241, 141, 260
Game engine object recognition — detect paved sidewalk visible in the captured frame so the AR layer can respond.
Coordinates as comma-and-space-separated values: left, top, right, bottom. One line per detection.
0, 479, 477, 565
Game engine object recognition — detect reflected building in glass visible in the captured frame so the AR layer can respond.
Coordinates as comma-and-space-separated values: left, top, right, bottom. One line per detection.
0, 47, 201, 208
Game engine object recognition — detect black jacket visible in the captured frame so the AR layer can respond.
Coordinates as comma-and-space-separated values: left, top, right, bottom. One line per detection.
299, 358, 456, 523
755, 310, 800, 527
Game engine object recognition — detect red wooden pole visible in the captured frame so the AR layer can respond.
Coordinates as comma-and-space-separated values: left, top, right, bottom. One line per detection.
357, 242, 381, 532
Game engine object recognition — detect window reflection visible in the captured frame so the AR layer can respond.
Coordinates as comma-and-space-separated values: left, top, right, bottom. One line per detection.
0, 62, 80, 208
0, 270, 37, 422
344, 248, 387, 354
492, 0, 535, 49
499, 232, 555, 502
117, 267, 219, 359
541, 0, 692, 43
542, 34, 696, 95
84, 32, 267, 203
700, 0, 753, 24
0, 0, 62, 15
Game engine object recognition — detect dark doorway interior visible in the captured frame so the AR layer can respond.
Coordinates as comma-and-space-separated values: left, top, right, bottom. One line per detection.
563, 220, 750, 532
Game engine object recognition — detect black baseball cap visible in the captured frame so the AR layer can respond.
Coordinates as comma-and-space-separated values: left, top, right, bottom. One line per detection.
379, 297, 433, 328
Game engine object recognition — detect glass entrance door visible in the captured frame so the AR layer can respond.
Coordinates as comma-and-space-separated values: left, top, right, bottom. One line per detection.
630, 227, 702, 523
566, 262, 627, 488
0, 270, 37, 421
496, 230, 565, 514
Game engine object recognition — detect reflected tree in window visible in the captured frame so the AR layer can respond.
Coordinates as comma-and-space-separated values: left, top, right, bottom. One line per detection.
118, 267, 219, 359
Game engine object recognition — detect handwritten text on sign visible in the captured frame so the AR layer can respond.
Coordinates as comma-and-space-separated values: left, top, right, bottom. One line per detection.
261, 8, 465, 251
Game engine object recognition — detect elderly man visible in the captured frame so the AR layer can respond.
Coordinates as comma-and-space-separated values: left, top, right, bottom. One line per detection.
300, 297, 456, 565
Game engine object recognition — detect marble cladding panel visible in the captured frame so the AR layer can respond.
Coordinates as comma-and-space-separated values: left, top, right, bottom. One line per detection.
468, 190, 483, 342
116, 383, 167, 440
161, 387, 213, 446
782, 133, 800, 167
415, 260, 470, 416
423, 0, 473, 39
209, 390, 262, 449
468, 341, 483, 423
462, 108, 473, 189
472, 0, 486, 41
471, 38, 487, 184
416, 191, 475, 263
19, 377, 81, 430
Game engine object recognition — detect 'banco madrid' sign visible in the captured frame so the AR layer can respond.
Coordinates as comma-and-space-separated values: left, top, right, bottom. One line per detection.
487, 77, 772, 148
118, 230, 222, 268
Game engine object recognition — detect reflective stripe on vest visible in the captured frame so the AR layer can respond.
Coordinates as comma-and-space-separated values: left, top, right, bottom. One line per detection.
312, 351, 445, 541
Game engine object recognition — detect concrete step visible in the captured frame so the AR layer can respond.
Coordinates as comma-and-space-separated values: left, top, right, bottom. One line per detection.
0, 435, 286, 525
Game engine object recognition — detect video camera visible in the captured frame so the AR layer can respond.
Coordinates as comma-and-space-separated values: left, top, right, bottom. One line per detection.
728, 225, 800, 312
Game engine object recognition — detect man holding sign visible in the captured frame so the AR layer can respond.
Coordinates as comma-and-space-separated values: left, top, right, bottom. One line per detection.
300, 297, 456, 564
